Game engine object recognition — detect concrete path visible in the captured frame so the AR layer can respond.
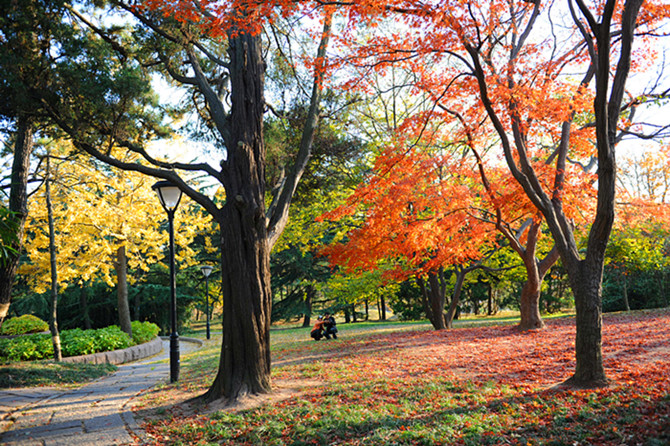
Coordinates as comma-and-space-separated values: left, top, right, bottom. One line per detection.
0, 339, 200, 445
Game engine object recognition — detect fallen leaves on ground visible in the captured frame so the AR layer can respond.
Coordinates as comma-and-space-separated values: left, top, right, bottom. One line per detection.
137, 310, 670, 445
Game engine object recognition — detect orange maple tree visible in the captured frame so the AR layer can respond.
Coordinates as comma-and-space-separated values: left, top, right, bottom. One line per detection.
327, 0, 669, 388
321, 140, 499, 329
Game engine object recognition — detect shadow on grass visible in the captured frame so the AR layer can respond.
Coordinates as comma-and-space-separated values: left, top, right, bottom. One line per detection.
0, 362, 117, 388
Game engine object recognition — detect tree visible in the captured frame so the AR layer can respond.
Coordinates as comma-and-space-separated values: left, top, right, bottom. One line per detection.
321, 141, 501, 330
336, 0, 669, 387
434, 0, 665, 386
20, 141, 209, 333
0, 0, 65, 326
33, 1, 336, 402
44, 152, 62, 361
606, 145, 670, 311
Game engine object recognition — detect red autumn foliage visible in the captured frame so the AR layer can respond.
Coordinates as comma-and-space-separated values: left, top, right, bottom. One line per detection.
140, 310, 670, 445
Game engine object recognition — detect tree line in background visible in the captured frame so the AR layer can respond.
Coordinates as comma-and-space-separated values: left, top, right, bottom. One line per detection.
1, 0, 669, 403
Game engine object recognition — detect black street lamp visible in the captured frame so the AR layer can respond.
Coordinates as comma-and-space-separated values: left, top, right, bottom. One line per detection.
152, 180, 183, 383
200, 265, 214, 340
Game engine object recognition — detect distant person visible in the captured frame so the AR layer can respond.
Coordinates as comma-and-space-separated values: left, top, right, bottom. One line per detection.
310, 316, 325, 340
323, 312, 338, 339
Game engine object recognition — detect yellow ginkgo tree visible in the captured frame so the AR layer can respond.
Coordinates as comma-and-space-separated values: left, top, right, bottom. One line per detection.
20, 141, 214, 335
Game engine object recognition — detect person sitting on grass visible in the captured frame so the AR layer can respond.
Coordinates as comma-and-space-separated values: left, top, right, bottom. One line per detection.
323, 312, 338, 339
310, 316, 325, 341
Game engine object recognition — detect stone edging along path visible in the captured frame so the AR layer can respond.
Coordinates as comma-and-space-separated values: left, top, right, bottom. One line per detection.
59, 337, 164, 365
59, 336, 205, 365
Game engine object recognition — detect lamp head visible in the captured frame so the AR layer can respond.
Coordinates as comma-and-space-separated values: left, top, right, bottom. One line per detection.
152, 180, 183, 213
200, 265, 214, 278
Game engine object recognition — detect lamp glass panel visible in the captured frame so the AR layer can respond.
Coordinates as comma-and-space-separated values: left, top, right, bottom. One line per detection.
159, 186, 182, 210
201, 265, 214, 277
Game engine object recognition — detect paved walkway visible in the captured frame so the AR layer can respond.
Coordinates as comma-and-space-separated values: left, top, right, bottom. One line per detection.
0, 339, 200, 445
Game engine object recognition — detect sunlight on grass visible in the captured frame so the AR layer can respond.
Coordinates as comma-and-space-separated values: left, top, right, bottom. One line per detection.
141, 309, 670, 445
0, 362, 117, 388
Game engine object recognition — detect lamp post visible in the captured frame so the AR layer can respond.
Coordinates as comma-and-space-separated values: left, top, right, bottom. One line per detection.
200, 265, 214, 340
152, 180, 183, 383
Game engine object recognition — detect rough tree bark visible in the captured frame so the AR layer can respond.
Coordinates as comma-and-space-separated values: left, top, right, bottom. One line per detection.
45, 154, 62, 362
0, 116, 33, 328
463, 0, 644, 387
517, 220, 560, 331
417, 272, 446, 330
202, 30, 272, 401
115, 245, 132, 337
45, 3, 333, 403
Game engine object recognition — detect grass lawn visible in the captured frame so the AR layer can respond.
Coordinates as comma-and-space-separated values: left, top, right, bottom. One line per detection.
135, 309, 670, 445
0, 361, 117, 388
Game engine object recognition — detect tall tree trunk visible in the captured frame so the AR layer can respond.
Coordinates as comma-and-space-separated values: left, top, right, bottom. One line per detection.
302, 285, 314, 328
204, 31, 271, 403
487, 284, 495, 316
115, 245, 132, 337
0, 116, 33, 328
445, 268, 467, 329
134, 288, 141, 321
417, 271, 447, 330
364, 298, 369, 320
621, 273, 630, 311
379, 294, 387, 320
79, 285, 92, 329
45, 155, 62, 362
563, 260, 607, 387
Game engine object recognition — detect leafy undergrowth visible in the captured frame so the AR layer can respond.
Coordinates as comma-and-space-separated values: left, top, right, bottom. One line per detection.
137, 310, 670, 445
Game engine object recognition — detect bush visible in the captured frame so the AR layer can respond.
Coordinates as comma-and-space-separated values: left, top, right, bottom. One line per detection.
60, 328, 97, 357
93, 326, 132, 352
60, 326, 132, 357
0, 333, 52, 362
0, 314, 49, 336
0, 324, 154, 363
131, 321, 160, 345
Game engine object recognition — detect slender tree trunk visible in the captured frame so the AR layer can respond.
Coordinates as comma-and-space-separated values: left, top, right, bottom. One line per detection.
134, 288, 141, 321
115, 245, 132, 336
352, 304, 358, 322
445, 268, 467, 329
513, 220, 559, 331
45, 155, 62, 362
621, 274, 630, 311
302, 285, 313, 328
79, 285, 92, 329
379, 294, 386, 320
0, 116, 33, 328
487, 284, 495, 316
364, 298, 369, 320
417, 270, 449, 330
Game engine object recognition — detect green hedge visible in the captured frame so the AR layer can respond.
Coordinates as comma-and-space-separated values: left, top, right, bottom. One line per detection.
0, 315, 49, 335
131, 320, 160, 345
0, 321, 160, 363
0, 333, 52, 361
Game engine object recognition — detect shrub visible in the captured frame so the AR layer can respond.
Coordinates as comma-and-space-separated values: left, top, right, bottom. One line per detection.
60, 326, 132, 357
60, 328, 97, 357
0, 333, 52, 362
0, 325, 140, 363
93, 326, 132, 352
131, 321, 160, 345
0, 314, 49, 336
